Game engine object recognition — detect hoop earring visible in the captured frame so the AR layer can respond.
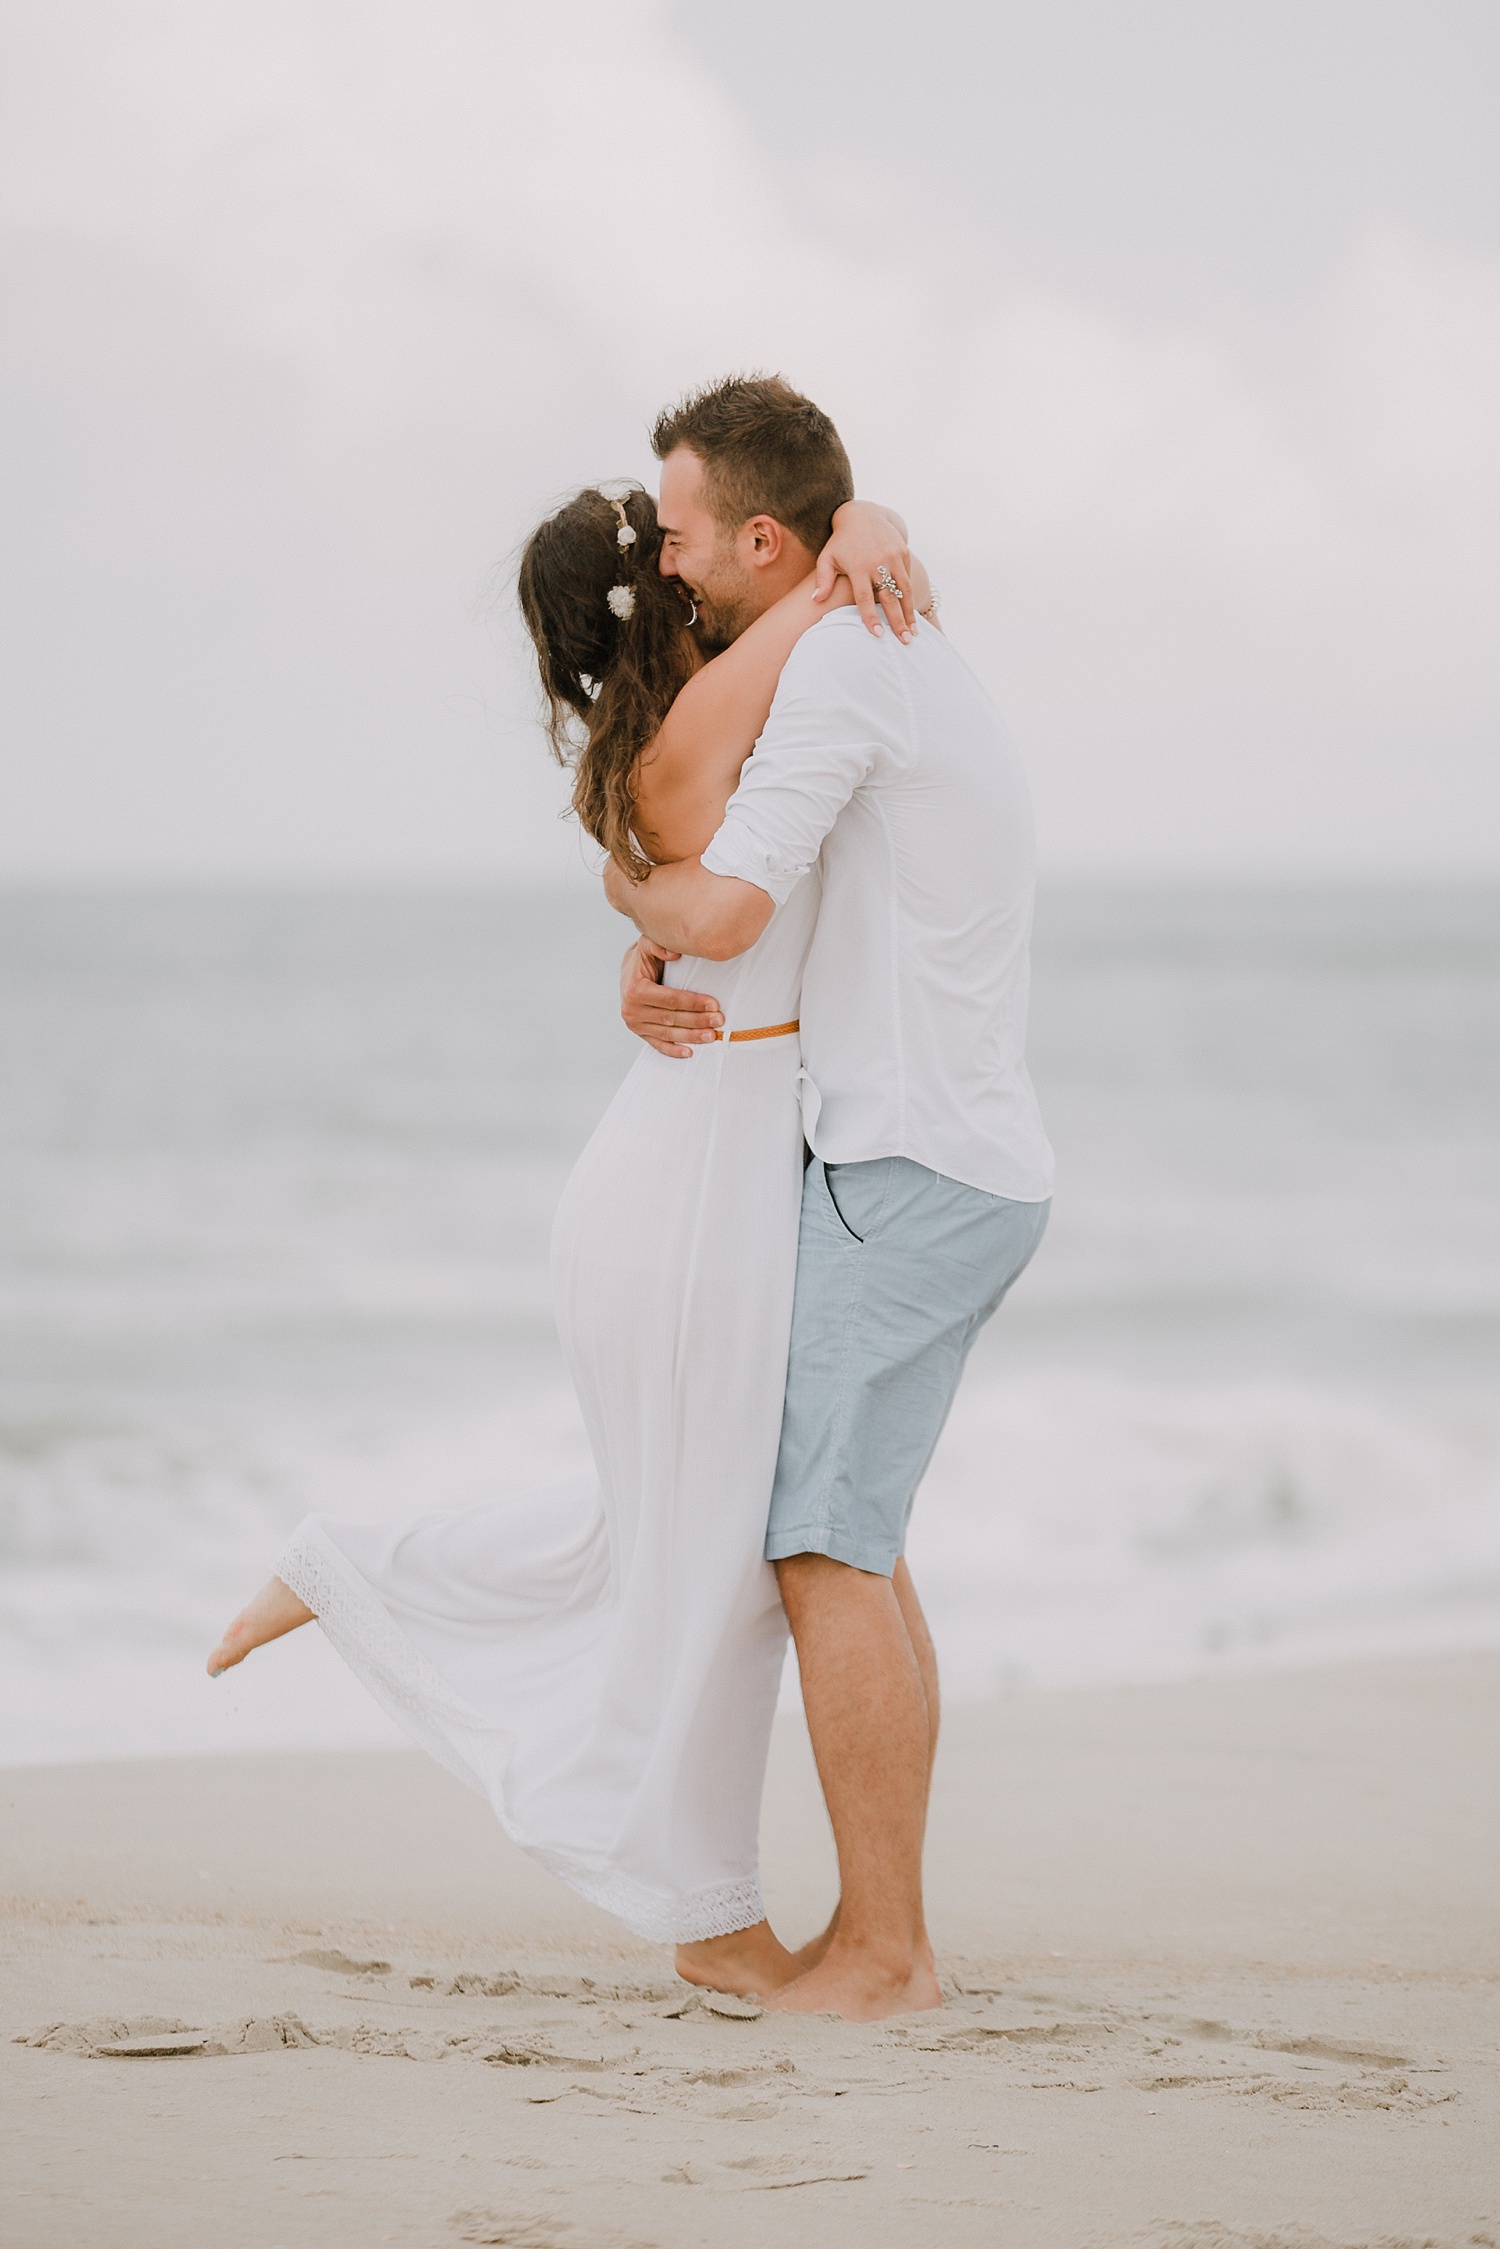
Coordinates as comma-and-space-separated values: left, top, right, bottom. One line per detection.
685, 600, 699, 628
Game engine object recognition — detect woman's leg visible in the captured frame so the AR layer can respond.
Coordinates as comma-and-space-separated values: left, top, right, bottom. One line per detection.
206, 1577, 314, 1676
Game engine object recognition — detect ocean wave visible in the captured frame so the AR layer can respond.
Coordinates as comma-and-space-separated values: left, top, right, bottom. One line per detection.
906, 1368, 1500, 1693
4, 1370, 1498, 1762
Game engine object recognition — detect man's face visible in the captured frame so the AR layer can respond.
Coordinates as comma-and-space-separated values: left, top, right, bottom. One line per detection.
656, 447, 760, 652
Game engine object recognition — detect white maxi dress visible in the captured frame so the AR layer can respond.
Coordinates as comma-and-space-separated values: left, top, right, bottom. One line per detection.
276, 874, 818, 1942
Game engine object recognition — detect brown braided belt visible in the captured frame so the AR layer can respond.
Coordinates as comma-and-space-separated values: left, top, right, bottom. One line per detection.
724, 1019, 800, 1043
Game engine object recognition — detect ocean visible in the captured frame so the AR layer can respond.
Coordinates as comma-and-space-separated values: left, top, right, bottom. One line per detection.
2, 881, 1497, 1763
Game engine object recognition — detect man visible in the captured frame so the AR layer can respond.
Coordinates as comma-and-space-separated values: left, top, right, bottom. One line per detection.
608, 376, 1054, 2021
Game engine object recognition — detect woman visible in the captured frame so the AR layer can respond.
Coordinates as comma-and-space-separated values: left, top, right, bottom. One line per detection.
207, 483, 930, 1996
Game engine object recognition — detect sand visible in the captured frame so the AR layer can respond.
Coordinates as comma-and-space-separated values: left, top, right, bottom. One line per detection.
4, 1649, 1498, 2248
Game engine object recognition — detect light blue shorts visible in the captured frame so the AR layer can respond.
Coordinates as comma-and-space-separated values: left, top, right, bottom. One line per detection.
765, 1156, 1050, 1577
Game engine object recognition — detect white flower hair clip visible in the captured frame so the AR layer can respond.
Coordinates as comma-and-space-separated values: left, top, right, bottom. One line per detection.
596, 482, 640, 619
596, 481, 638, 549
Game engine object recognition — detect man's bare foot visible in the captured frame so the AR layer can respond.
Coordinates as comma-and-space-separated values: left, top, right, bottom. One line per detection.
789, 1907, 839, 1976
675, 1920, 801, 1998
790, 1909, 939, 1985
765, 1940, 943, 2023
206, 1577, 314, 1677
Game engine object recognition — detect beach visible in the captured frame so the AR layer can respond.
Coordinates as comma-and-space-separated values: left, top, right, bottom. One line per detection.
4, 885, 1497, 2242
6, 0, 1498, 2234
6, 1647, 1498, 2247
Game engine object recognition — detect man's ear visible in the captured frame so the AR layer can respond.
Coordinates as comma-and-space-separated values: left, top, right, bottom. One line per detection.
743, 514, 787, 568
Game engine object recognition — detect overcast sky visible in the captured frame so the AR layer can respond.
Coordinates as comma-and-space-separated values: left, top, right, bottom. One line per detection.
2, 0, 1496, 881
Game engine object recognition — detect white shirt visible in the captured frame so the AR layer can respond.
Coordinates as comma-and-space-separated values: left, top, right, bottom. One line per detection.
702, 608, 1054, 1202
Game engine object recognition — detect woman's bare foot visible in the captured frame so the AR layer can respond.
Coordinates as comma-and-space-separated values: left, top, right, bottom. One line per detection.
206, 1577, 314, 1677
675, 1919, 801, 1999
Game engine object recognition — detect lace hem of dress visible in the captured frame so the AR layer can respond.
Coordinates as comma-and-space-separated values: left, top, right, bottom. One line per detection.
527, 1856, 768, 1947
274, 1521, 768, 1947
276, 1524, 487, 1800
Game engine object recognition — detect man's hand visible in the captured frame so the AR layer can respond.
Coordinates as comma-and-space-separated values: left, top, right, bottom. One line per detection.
815, 500, 915, 640
620, 937, 724, 1060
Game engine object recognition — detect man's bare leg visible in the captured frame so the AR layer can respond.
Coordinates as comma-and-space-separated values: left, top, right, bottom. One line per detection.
675, 1922, 802, 1997
684, 1570, 923, 1994
788, 1558, 939, 1975
767, 1553, 941, 2020
206, 1577, 314, 1676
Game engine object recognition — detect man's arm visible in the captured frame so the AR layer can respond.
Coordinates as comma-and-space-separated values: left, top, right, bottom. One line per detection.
604, 855, 773, 963
611, 617, 899, 1038
615, 935, 723, 1060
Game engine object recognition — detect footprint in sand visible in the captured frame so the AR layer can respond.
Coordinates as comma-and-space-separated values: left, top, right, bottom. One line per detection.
289, 1948, 391, 1976
449, 2213, 571, 2247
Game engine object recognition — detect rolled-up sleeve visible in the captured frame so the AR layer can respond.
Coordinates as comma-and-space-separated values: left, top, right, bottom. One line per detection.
700, 621, 888, 904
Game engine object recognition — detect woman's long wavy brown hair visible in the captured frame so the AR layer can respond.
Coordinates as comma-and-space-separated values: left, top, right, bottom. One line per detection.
517, 485, 696, 880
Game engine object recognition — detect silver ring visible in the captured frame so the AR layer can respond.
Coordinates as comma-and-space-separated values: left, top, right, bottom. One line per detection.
875, 568, 901, 597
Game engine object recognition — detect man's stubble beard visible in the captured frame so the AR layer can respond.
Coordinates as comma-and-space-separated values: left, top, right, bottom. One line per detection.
692, 605, 746, 656
688, 553, 762, 655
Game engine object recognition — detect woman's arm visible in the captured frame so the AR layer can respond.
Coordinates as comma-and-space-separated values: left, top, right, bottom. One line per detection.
816, 500, 915, 636
632, 544, 936, 867
631, 576, 851, 865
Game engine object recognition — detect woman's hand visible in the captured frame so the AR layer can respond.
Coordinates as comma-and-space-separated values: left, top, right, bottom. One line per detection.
814, 501, 915, 639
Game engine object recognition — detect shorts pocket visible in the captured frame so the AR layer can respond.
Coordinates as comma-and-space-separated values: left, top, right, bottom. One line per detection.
823, 1164, 864, 1244
822, 1158, 895, 1246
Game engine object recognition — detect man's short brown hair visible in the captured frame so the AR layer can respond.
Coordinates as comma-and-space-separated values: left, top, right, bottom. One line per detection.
651, 374, 854, 555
